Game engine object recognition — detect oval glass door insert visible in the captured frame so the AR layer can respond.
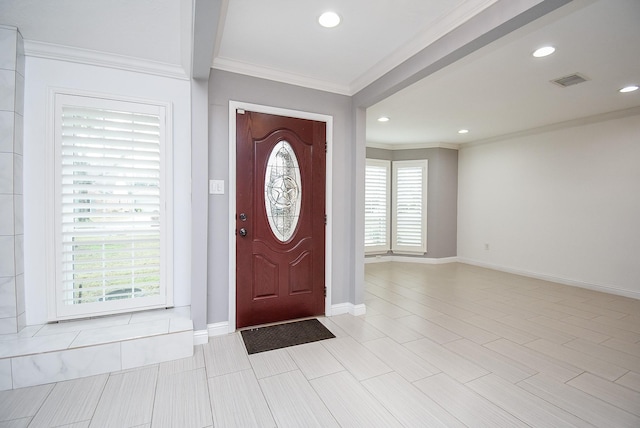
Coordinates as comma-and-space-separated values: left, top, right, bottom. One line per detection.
264, 140, 302, 241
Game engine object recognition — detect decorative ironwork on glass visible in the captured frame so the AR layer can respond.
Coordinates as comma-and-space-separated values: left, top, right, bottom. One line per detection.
265, 141, 302, 241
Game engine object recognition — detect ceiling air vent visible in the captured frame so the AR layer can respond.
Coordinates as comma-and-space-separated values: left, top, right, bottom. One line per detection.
551, 73, 589, 88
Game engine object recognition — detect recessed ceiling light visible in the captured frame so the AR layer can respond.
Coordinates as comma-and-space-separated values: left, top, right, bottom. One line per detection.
619, 85, 639, 93
458, 129, 469, 134
377, 116, 390, 122
533, 46, 555, 58
319, 11, 341, 28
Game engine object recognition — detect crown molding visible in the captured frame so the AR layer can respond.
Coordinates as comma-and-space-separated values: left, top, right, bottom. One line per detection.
367, 141, 459, 151
211, 1, 498, 96
349, 0, 499, 93
212, 56, 351, 95
368, 107, 640, 152
24, 40, 189, 81
463, 106, 640, 148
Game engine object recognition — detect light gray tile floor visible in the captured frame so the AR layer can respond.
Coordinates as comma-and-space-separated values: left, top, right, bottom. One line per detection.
1, 262, 640, 427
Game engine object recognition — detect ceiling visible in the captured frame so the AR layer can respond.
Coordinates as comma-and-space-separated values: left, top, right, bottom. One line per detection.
366, 0, 640, 147
1, 0, 638, 147
212, 0, 498, 94
0, 0, 185, 66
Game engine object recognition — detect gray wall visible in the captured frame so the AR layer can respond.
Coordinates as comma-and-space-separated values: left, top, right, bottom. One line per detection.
366, 147, 458, 258
207, 70, 354, 323
205, 0, 570, 324
352, 0, 567, 304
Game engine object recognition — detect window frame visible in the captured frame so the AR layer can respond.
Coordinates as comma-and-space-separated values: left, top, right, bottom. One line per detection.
392, 159, 428, 255
364, 159, 391, 254
47, 90, 173, 321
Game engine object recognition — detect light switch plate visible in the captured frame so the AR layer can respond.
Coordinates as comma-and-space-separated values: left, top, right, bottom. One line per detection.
209, 179, 224, 195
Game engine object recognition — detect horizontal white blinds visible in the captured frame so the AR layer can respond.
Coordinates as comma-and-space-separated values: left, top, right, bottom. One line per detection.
365, 160, 390, 253
393, 160, 427, 254
60, 105, 162, 305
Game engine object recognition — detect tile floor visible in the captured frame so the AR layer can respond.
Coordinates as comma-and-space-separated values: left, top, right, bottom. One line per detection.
1, 262, 639, 427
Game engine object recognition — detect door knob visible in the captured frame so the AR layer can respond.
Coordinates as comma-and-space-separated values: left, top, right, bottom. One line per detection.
239, 228, 247, 237
239, 213, 247, 221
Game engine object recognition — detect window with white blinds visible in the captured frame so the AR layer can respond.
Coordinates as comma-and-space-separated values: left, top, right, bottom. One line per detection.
392, 160, 427, 254
365, 159, 391, 254
51, 93, 172, 320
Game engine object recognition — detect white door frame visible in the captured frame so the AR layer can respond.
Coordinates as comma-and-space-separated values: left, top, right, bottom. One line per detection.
228, 101, 333, 332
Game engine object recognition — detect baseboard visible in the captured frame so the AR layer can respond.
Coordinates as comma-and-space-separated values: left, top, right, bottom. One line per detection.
193, 330, 209, 345
330, 303, 367, 317
351, 304, 367, 316
207, 321, 231, 337
458, 258, 640, 300
365, 255, 459, 264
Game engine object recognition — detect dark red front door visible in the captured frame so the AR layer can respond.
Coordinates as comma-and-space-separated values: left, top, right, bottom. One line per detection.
236, 110, 326, 328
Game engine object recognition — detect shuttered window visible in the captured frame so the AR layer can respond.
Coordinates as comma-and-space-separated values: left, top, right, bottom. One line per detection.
52, 93, 172, 320
392, 160, 427, 254
365, 159, 391, 254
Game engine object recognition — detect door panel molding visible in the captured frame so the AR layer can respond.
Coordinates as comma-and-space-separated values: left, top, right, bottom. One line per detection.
236, 110, 324, 327
228, 101, 333, 332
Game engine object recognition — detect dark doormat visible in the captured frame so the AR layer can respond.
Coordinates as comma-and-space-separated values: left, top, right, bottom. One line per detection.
240, 318, 336, 354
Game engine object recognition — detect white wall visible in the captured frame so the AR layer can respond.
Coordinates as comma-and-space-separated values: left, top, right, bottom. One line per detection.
23, 56, 192, 324
458, 110, 640, 298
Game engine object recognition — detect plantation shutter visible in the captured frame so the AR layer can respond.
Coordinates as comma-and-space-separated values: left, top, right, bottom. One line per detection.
392, 160, 427, 254
54, 94, 171, 319
365, 159, 390, 253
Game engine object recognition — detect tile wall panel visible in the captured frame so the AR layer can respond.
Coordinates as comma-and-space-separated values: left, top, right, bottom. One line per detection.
0, 358, 11, 391
0, 70, 15, 111
13, 195, 22, 235
0, 277, 16, 318
0, 111, 12, 152
13, 113, 22, 155
0, 153, 12, 194
0, 28, 17, 71
0, 27, 23, 333
0, 236, 15, 277
11, 343, 121, 388
0, 195, 13, 235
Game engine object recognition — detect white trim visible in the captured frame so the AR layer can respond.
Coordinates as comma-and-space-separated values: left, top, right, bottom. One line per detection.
352, 304, 367, 316
47, 89, 174, 321
193, 330, 209, 345
207, 321, 231, 337
213, 57, 351, 96
211, 1, 497, 95
349, 0, 499, 94
364, 159, 391, 254
458, 258, 640, 300
24, 40, 188, 81
228, 101, 333, 332
367, 141, 460, 151
464, 106, 640, 148
329, 303, 367, 317
392, 160, 428, 255
365, 256, 459, 264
